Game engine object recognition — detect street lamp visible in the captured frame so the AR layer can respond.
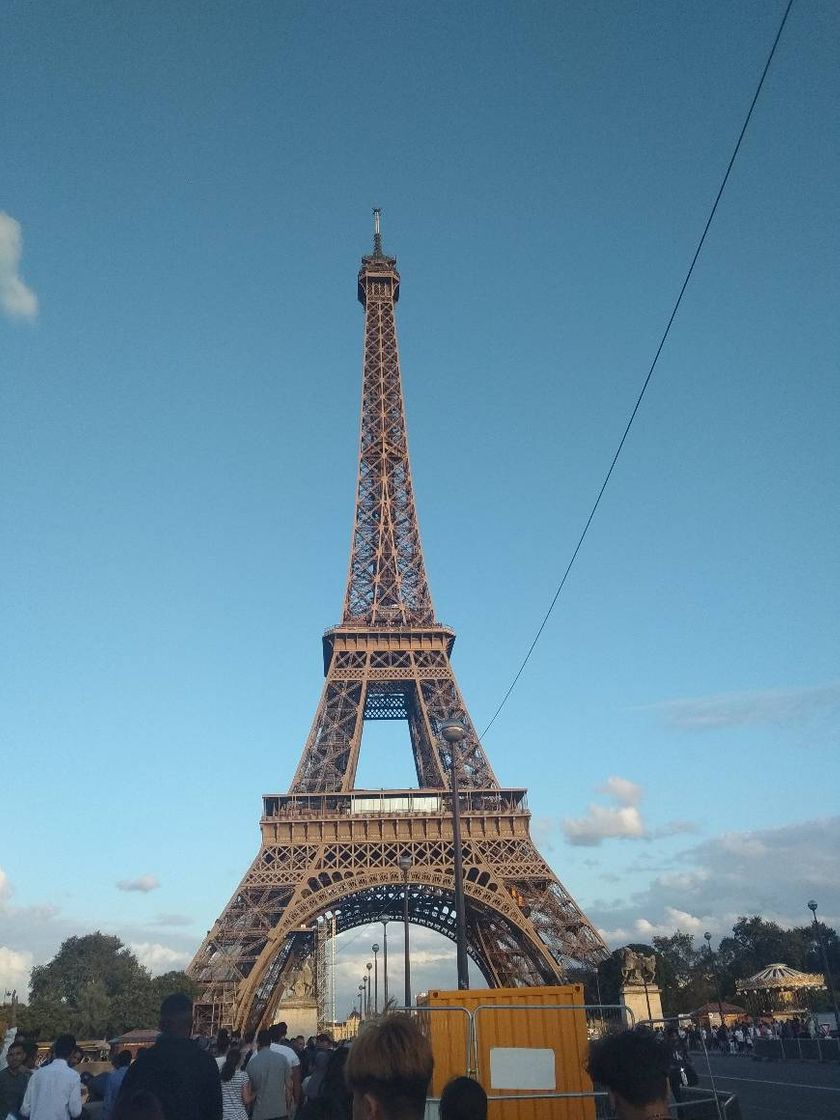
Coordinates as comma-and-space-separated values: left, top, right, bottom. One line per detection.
358, 983, 364, 1020
808, 901, 840, 1037
704, 932, 726, 1029
381, 921, 390, 1007
372, 943, 380, 1014
399, 851, 413, 1007
366, 962, 373, 1017
440, 719, 470, 990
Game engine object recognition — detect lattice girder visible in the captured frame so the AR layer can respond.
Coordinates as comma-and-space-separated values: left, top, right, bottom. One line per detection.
190, 797, 607, 1033
343, 250, 433, 627
189, 224, 609, 1031
289, 633, 498, 793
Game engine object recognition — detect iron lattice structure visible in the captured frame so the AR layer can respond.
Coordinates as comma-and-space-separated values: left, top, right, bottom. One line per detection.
189, 219, 608, 1034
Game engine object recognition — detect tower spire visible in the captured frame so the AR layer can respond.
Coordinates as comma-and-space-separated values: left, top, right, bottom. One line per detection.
346, 220, 433, 625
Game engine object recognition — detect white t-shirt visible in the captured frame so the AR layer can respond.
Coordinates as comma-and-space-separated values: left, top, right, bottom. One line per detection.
270, 1042, 300, 1068
20, 1058, 82, 1120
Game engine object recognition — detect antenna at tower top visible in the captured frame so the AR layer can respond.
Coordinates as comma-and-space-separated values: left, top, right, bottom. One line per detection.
372, 207, 383, 256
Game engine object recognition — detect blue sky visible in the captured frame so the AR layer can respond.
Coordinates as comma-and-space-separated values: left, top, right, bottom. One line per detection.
2, 1, 838, 1016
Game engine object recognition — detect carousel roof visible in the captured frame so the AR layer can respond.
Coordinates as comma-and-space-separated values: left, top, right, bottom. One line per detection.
736, 963, 825, 992
693, 1001, 746, 1015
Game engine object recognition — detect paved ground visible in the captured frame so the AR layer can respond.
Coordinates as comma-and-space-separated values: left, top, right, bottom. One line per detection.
692, 1050, 840, 1119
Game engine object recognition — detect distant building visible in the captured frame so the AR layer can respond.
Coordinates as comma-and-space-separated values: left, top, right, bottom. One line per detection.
692, 1001, 748, 1027
108, 1030, 160, 1059
325, 1010, 360, 1042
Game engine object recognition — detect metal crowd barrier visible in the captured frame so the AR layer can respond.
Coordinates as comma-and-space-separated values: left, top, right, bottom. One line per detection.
674, 1088, 743, 1119
406, 1004, 751, 1119
633, 1015, 730, 1120
753, 1035, 840, 1061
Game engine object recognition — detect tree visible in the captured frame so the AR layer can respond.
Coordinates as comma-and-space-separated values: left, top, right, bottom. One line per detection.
76, 979, 110, 1038
151, 971, 200, 1003
651, 932, 715, 1015
15, 995, 71, 1041
30, 933, 149, 1007
24, 933, 199, 1039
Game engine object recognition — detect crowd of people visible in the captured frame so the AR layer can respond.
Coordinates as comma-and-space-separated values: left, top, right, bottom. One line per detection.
11, 988, 805, 1120
0, 995, 494, 1120
664, 1013, 834, 1056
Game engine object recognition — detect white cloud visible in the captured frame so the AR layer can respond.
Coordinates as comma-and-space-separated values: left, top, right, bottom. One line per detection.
0, 212, 38, 321
589, 816, 840, 945
116, 875, 160, 893
332, 925, 481, 1016
0, 868, 197, 995
652, 680, 840, 733
562, 775, 648, 846
0, 946, 34, 993
598, 908, 711, 948
130, 942, 191, 974
564, 804, 647, 846
597, 776, 642, 806
654, 869, 710, 893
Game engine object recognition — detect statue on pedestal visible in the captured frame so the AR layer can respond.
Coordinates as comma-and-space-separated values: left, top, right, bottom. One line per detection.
618, 947, 663, 1026
619, 947, 657, 987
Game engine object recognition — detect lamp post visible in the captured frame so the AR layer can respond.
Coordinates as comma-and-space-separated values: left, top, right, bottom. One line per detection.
358, 983, 364, 1020
704, 932, 726, 1029
399, 851, 413, 1007
440, 719, 470, 990
641, 967, 652, 1022
808, 901, 840, 1037
381, 921, 390, 1007
372, 943, 380, 1014
366, 961, 373, 1017
593, 967, 603, 1010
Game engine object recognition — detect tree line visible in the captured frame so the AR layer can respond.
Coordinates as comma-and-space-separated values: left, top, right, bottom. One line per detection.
591, 915, 840, 1016
1, 933, 199, 1040
2, 916, 837, 1039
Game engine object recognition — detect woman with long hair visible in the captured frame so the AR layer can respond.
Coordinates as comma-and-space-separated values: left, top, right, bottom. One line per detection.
219, 1046, 253, 1120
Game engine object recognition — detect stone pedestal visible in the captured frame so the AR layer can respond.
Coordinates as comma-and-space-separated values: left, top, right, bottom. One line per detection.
273, 1000, 318, 1041
620, 983, 663, 1027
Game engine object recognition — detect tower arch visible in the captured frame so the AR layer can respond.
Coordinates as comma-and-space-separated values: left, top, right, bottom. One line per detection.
188, 218, 608, 1033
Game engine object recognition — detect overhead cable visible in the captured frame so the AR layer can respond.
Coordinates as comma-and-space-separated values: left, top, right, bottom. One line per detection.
480, 0, 795, 738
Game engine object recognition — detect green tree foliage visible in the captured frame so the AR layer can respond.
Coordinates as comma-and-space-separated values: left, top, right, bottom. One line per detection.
151, 971, 200, 1003
717, 917, 808, 983
18, 933, 197, 1040
651, 932, 715, 1015
30, 934, 148, 1006
592, 916, 839, 1016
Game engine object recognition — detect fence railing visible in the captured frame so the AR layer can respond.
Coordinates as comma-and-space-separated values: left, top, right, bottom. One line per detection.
753, 1036, 840, 1061
673, 1088, 743, 1119
407, 1003, 744, 1119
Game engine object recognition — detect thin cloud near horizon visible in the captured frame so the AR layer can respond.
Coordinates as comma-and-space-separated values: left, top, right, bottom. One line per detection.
116, 874, 160, 893
647, 680, 840, 732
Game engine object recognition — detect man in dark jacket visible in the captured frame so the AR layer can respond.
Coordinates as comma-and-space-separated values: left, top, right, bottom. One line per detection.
118, 994, 221, 1120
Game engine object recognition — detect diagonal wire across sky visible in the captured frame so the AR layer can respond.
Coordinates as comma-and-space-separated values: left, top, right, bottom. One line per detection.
480, 0, 796, 739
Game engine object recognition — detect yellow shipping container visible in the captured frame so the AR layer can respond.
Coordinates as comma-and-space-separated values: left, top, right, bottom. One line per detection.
418, 985, 596, 1120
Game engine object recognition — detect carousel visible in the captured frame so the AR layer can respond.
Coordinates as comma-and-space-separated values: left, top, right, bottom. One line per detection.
736, 962, 826, 1019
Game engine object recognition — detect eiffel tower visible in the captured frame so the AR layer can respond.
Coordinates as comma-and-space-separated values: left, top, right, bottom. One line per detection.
189, 213, 608, 1034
